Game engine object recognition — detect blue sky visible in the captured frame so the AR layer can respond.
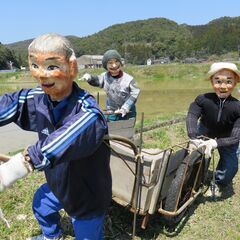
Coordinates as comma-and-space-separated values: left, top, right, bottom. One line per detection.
1, 0, 240, 44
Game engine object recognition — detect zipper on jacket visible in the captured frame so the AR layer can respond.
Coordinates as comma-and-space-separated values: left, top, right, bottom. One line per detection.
217, 98, 226, 122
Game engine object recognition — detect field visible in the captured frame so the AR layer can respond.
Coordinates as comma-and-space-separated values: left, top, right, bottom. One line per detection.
0, 63, 240, 239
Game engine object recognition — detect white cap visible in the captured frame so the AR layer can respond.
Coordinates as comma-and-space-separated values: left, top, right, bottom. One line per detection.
207, 62, 240, 82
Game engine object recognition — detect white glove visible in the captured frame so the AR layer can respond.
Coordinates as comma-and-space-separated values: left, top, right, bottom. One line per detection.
189, 139, 205, 148
0, 153, 33, 192
188, 139, 205, 152
114, 108, 129, 117
106, 109, 114, 114
79, 73, 91, 81
198, 139, 218, 158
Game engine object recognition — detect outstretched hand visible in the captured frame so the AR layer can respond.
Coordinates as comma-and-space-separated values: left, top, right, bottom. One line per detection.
0, 152, 33, 192
79, 73, 91, 81
114, 108, 129, 117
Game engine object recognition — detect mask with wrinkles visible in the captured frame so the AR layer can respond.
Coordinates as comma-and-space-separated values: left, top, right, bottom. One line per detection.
29, 52, 74, 101
211, 69, 237, 98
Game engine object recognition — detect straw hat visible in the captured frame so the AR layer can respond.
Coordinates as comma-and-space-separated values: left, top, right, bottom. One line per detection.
207, 62, 240, 82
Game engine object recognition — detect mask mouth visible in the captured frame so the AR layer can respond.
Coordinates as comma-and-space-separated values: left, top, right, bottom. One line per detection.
42, 83, 55, 88
109, 67, 119, 71
109, 66, 120, 72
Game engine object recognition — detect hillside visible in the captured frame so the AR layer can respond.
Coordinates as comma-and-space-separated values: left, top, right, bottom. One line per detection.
187, 16, 240, 55
2, 16, 240, 68
70, 18, 192, 61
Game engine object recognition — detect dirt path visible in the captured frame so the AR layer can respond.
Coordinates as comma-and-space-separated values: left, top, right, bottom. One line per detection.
0, 123, 37, 154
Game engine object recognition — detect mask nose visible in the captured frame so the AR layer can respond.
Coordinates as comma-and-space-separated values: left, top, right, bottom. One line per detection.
220, 82, 227, 89
34, 68, 50, 80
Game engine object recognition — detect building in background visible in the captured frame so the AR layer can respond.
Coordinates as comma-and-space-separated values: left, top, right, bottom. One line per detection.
77, 55, 103, 69
77, 55, 125, 69
146, 57, 170, 65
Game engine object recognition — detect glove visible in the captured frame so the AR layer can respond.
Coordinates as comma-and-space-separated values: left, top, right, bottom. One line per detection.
198, 139, 218, 158
188, 139, 205, 152
114, 107, 129, 117
79, 73, 91, 81
189, 139, 205, 148
106, 109, 114, 114
0, 152, 33, 192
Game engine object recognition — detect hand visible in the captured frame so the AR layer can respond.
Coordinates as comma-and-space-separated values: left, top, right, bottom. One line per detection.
114, 108, 129, 117
79, 73, 91, 81
106, 109, 114, 114
189, 139, 205, 147
188, 138, 205, 152
0, 152, 33, 192
198, 139, 218, 158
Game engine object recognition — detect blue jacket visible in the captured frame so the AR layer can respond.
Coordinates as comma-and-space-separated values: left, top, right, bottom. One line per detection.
0, 82, 112, 219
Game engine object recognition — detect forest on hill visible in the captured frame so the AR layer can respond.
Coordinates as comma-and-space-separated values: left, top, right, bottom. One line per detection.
1, 16, 240, 69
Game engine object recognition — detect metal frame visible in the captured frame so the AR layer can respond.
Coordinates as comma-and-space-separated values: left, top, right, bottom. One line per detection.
105, 129, 210, 239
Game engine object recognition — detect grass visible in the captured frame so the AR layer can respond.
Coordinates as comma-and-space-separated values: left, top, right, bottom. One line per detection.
0, 64, 240, 239
0, 119, 240, 239
106, 120, 240, 240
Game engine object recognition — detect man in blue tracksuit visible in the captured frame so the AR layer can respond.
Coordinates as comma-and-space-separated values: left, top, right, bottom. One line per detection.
0, 33, 112, 240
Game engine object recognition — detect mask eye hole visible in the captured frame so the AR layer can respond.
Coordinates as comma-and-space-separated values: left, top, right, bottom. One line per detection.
31, 63, 38, 69
215, 80, 221, 84
48, 65, 59, 71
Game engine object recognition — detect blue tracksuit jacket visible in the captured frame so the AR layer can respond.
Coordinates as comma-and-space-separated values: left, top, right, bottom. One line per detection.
0, 82, 112, 219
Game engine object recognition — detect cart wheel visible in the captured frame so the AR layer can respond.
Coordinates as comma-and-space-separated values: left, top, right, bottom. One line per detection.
163, 151, 203, 227
163, 162, 188, 226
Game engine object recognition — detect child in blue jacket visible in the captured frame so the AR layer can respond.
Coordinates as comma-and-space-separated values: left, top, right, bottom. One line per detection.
0, 33, 112, 240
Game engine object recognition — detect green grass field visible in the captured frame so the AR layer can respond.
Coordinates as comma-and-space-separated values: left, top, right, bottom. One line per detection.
0, 119, 239, 240
0, 64, 240, 239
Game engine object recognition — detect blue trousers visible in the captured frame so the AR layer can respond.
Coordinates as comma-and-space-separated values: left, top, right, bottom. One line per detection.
198, 124, 239, 186
32, 183, 105, 240
216, 144, 239, 186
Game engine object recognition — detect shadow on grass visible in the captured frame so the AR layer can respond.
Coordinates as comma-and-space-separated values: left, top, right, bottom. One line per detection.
104, 181, 235, 240
60, 171, 235, 239
104, 201, 196, 239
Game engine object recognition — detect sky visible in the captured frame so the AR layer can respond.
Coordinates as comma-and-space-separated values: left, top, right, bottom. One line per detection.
1, 0, 240, 44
